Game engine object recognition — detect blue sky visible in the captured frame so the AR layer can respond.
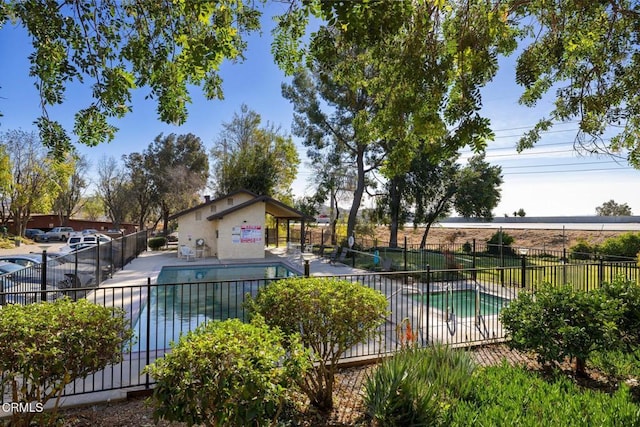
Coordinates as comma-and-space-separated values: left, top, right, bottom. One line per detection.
1, 6, 639, 218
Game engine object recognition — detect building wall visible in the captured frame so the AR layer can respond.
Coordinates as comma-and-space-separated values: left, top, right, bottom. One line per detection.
177, 206, 217, 257
24, 215, 137, 235
216, 206, 265, 260
177, 193, 265, 259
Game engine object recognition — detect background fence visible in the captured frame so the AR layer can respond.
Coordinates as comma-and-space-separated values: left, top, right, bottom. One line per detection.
0, 230, 148, 305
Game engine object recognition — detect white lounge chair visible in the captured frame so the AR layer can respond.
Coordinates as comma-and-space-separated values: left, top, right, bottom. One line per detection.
180, 245, 196, 261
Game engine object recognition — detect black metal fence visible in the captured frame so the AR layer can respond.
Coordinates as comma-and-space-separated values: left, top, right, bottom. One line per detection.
0, 231, 148, 305
2, 256, 639, 403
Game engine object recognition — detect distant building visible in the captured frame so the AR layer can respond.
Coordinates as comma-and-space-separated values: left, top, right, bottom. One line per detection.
21, 214, 137, 235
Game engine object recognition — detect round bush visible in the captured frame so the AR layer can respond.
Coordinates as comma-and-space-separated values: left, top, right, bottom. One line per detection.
148, 236, 167, 250
145, 317, 307, 426
249, 277, 389, 410
0, 298, 133, 425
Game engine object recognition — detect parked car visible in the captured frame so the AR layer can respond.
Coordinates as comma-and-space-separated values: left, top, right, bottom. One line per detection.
44, 227, 74, 241
0, 254, 94, 290
63, 233, 112, 251
81, 228, 100, 235
0, 254, 47, 268
25, 228, 49, 242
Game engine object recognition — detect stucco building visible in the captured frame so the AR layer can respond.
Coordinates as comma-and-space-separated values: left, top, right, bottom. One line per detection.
168, 189, 313, 260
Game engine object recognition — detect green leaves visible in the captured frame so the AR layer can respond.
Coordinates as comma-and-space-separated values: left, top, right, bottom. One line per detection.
6, 0, 263, 154
145, 317, 306, 426
249, 277, 388, 410
500, 280, 636, 375
0, 298, 133, 425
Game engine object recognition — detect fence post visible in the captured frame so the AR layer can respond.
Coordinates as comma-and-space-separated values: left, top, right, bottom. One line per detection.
41, 250, 48, 302
562, 248, 567, 285
145, 277, 152, 389
403, 236, 408, 272
521, 253, 527, 289
598, 257, 604, 288
425, 265, 430, 346
472, 239, 477, 281
96, 240, 101, 285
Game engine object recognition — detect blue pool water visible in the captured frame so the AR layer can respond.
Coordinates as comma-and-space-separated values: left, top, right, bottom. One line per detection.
133, 263, 297, 351
414, 290, 508, 317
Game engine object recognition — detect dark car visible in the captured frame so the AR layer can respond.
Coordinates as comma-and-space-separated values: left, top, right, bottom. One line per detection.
25, 228, 49, 242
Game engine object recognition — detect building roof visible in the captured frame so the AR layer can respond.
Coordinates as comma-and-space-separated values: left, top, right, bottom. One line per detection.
168, 190, 314, 222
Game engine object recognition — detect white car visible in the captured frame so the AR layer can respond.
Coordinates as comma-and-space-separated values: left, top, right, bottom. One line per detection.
61, 233, 112, 253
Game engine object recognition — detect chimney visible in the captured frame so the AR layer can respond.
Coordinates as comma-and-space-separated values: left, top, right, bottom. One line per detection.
204, 195, 211, 203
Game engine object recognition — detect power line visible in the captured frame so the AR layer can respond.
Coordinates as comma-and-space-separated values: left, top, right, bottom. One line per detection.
503, 166, 635, 176
501, 160, 623, 170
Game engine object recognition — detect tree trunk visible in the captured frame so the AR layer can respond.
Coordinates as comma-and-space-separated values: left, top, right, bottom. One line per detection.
387, 177, 402, 248
345, 146, 367, 243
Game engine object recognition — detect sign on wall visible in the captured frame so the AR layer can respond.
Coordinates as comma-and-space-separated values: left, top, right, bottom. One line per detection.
239, 225, 262, 243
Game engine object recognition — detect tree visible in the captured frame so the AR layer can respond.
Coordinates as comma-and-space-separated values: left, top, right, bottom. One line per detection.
96, 156, 132, 230
210, 105, 299, 200
0, 130, 66, 236
79, 194, 104, 222
2, 1, 262, 156
454, 154, 503, 220
281, 1, 516, 241
52, 154, 90, 225
145, 133, 209, 233
510, 1, 640, 166
282, 63, 385, 242
596, 200, 632, 216
124, 152, 157, 230
380, 152, 502, 248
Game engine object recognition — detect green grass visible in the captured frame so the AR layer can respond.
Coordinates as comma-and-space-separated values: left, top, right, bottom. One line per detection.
348, 248, 638, 291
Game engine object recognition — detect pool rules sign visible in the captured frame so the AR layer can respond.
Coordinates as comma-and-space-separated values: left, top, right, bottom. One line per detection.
237, 225, 262, 244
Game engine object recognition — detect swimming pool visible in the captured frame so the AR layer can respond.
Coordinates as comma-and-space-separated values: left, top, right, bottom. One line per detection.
415, 290, 508, 318
133, 263, 297, 351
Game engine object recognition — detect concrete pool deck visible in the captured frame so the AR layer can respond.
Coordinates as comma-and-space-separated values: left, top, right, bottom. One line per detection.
97, 245, 367, 289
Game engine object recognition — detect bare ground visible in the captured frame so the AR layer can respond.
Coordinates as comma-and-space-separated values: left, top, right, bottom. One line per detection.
378, 226, 629, 252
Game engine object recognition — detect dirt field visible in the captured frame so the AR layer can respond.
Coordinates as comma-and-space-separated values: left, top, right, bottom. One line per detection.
373, 226, 631, 252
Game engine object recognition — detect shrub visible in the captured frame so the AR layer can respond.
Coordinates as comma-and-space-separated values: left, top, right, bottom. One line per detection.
145, 317, 308, 427
598, 277, 640, 353
249, 277, 389, 411
569, 238, 596, 260
0, 298, 133, 426
500, 284, 619, 375
364, 345, 476, 426
148, 236, 167, 250
598, 232, 640, 259
452, 363, 640, 426
486, 231, 514, 255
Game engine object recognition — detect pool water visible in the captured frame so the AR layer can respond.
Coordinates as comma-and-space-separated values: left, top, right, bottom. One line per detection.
417, 290, 508, 317
157, 263, 296, 283
132, 263, 297, 351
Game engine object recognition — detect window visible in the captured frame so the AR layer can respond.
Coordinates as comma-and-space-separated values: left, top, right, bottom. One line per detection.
227, 198, 233, 206
195, 211, 202, 221
210, 205, 216, 213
